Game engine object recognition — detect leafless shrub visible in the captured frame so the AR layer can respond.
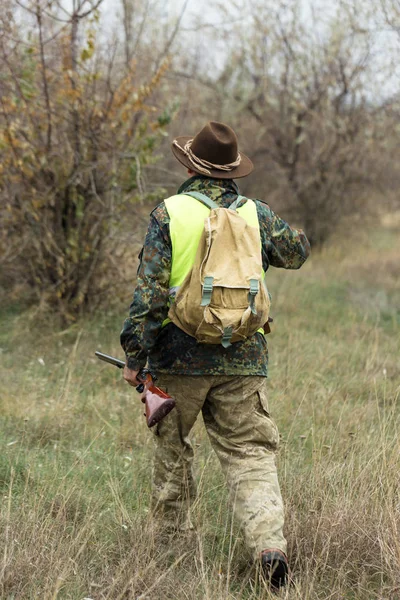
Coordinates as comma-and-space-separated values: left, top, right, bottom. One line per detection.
0, 0, 177, 321
169, 0, 400, 245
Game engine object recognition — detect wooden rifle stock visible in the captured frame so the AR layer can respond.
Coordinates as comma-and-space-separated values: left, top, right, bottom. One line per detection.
95, 351, 175, 428
139, 372, 176, 428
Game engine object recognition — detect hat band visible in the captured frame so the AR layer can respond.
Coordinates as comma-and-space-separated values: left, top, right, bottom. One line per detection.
173, 138, 241, 176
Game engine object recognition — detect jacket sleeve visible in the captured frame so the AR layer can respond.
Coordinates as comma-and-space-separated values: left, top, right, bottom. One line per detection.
255, 201, 311, 270
120, 211, 171, 371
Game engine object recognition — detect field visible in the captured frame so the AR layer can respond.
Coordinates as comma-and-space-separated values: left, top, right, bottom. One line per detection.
0, 222, 399, 599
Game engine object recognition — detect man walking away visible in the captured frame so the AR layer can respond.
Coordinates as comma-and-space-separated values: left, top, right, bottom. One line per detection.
121, 121, 310, 590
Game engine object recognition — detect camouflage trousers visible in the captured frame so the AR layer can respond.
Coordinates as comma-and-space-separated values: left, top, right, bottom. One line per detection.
151, 374, 287, 558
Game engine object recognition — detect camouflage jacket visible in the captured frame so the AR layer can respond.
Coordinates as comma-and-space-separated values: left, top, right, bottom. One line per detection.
120, 176, 310, 376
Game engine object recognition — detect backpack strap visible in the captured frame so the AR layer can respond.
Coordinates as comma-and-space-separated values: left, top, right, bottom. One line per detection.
228, 195, 247, 210
181, 192, 218, 307
183, 191, 218, 210
183, 191, 247, 211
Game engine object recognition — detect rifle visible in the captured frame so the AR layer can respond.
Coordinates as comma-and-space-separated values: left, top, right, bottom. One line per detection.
95, 351, 175, 428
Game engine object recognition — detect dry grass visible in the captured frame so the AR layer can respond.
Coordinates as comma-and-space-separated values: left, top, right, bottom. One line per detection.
0, 223, 399, 599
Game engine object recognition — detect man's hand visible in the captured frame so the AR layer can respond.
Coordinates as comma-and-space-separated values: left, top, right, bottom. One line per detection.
123, 365, 142, 387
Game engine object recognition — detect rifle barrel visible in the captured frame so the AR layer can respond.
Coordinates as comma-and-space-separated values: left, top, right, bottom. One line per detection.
95, 351, 125, 369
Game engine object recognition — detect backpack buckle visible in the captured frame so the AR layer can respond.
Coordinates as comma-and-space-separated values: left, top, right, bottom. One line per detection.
221, 327, 233, 348
248, 279, 259, 315
201, 276, 214, 306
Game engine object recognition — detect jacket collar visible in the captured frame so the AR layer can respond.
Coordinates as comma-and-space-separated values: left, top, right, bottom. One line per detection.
177, 176, 240, 201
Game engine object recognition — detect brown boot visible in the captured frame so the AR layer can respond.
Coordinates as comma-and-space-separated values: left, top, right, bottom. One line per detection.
260, 548, 289, 590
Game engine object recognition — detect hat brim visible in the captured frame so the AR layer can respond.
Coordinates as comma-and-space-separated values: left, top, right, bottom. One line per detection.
171, 136, 254, 179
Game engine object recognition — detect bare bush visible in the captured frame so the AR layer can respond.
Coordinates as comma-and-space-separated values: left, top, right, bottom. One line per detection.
0, 0, 175, 320
169, 0, 399, 245
223, 3, 380, 242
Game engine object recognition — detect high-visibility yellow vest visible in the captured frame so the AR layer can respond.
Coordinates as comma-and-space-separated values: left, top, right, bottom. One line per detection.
162, 193, 264, 332
165, 193, 259, 288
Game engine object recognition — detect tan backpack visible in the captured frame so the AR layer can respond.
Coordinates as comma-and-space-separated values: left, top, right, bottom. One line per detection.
168, 191, 270, 347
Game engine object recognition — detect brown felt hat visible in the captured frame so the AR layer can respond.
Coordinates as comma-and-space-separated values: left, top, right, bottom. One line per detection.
171, 121, 254, 179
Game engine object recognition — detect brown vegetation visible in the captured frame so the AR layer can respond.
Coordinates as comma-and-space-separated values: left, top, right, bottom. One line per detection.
0, 0, 174, 320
